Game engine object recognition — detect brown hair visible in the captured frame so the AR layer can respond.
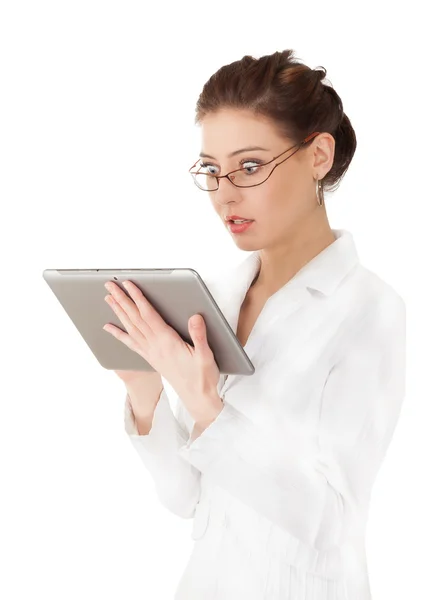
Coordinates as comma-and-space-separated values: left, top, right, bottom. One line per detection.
194, 49, 357, 194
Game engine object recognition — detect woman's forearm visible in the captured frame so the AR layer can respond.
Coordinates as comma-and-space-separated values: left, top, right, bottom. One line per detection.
126, 374, 164, 435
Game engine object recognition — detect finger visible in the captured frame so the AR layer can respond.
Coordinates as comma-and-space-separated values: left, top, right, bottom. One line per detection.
102, 321, 141, 354
121, 280, 170, 335
105, 281, 150, 336
104, 295, 146, 348
189, 314, 211, 355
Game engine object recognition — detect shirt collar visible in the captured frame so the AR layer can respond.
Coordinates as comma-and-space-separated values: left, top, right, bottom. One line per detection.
237, 228, 360, 298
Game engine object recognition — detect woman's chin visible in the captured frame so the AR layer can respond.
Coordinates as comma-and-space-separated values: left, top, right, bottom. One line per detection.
231, 236, 261, 251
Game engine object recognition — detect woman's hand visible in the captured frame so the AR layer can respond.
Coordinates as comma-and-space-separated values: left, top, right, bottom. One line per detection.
103, 280, 223, 424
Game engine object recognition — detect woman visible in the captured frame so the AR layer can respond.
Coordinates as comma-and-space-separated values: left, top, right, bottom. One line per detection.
107, 50, 406, 599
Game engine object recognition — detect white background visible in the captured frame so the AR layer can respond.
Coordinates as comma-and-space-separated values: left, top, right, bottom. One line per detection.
1, 1, 443, 598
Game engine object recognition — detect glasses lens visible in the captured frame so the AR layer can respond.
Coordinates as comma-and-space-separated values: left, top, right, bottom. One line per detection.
230, 163, 274, 187
190, 162, 275, 191
191, 173, 219, 191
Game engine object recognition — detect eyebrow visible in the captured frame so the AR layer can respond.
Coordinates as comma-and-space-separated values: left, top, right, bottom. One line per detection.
199, 146, 270, 160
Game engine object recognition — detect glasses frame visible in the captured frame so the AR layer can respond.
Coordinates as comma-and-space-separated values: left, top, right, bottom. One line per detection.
189, 131, 321, 191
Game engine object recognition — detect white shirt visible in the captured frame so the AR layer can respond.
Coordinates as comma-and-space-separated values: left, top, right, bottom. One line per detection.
124, 228, 406, 600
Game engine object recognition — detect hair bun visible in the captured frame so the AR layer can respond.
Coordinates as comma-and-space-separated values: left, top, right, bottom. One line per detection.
312, 66, 327, 82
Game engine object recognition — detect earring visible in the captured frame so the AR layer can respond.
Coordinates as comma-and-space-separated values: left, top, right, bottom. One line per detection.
315, 177, 324, 206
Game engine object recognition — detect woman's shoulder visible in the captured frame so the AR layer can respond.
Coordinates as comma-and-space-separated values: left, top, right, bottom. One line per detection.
324, 262, 405, 364
340, 261, 405, 313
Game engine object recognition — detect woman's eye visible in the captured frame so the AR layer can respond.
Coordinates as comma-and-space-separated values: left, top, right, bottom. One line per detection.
198, 159, 263, 176
199, 162, 218, 175
242, 161, 261, 174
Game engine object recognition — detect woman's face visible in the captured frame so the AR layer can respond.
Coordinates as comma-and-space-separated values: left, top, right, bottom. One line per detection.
198, 108, 333, 252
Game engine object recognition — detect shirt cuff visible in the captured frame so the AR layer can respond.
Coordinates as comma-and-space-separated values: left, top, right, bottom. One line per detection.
177, 401, 247, 470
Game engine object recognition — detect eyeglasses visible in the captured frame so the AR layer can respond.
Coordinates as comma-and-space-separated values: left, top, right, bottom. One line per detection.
189, 131, 320, 192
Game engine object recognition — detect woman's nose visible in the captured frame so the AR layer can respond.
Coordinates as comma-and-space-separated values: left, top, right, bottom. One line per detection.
213, 176, 242, 204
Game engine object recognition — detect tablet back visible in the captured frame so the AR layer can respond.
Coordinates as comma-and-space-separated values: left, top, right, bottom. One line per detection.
42, 267, 255, 376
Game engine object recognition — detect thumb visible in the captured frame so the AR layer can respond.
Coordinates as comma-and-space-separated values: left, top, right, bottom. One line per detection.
189, 314, 209, 351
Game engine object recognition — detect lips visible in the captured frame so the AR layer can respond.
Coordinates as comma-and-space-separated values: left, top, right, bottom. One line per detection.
227, 219, 255, 233
226, 215, 253, 222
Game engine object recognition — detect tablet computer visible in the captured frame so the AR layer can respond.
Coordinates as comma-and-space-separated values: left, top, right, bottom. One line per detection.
42, 267, 255, 376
